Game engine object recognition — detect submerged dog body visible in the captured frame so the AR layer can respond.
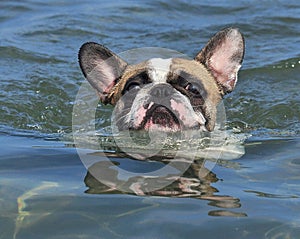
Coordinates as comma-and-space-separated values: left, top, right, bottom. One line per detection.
78, 28, 245, 132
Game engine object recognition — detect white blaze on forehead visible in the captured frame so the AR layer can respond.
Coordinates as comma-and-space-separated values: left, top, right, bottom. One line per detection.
147, 58, 172, 83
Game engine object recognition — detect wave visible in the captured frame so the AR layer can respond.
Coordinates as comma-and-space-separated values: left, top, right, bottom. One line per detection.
0, 46, 64, 64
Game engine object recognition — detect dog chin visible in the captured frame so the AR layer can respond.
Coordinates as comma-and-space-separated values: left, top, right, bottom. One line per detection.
142, 122, 181, 132
134, 120, 203, 132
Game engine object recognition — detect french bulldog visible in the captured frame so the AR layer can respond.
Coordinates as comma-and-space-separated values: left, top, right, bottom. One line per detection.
78, 27, 244, 132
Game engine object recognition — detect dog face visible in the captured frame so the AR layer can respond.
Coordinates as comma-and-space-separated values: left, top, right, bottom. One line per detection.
78, 28, 244, 132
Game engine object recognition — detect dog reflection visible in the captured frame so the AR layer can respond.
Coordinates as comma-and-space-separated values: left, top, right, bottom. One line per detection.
84, 158, 247, 217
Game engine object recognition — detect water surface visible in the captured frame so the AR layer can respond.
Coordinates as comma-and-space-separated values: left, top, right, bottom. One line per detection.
1, 0, 300, 238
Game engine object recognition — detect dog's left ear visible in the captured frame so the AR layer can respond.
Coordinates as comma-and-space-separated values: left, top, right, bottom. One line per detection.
195, 28, 245, 95
78, 42, 128, 104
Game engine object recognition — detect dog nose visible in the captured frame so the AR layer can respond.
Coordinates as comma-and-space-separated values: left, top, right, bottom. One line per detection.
150, 84, 172, 98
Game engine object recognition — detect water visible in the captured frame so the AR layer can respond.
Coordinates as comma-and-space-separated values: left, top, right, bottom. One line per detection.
1, 0, 300, 238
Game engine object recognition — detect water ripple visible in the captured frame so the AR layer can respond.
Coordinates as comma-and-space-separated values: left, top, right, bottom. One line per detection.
0, 0, 299, 139
0, 46, 64, 64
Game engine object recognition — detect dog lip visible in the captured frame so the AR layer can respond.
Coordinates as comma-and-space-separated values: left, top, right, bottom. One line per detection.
140, 103, 180, 130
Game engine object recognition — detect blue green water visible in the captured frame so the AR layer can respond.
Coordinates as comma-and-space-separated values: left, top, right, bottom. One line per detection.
1, 0, 300, 238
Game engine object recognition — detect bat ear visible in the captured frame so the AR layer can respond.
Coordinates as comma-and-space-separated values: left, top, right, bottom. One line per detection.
78, 42, 128, 103
195, 28, 245, 95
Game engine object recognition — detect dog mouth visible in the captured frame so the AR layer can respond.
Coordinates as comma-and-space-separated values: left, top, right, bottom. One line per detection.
124, 98, 207, 132
140, 102, 180, 131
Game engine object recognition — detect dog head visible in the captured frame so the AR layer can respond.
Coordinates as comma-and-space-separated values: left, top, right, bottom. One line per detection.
78, 28, 244, 132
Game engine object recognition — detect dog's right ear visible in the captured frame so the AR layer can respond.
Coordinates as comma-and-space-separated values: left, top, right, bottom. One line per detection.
78, 42, 128, 104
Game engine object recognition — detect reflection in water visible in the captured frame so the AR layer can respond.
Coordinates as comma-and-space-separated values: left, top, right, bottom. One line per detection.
84, 156, 247, 217
14, 182, 61, 239
75, 126, 248, 217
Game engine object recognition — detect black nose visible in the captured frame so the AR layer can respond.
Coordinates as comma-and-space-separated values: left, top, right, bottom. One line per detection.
150, 84, 173, 98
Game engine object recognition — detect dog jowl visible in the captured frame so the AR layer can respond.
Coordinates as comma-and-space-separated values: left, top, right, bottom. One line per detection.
78, 28, 245, 132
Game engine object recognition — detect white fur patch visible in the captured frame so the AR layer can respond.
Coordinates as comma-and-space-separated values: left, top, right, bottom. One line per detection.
147, 58, 172, 83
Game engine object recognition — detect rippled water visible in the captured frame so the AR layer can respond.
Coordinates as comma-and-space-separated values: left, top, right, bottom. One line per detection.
1, 0, 300, 238
1, 0, 299, 136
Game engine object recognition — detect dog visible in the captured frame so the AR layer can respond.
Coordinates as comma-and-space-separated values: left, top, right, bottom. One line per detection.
78, 27, 244, 132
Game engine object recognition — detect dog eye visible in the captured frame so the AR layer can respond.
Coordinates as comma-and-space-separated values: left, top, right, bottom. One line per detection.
185, 83, 200, 95
176, 76, 199, 94
126, 82, 141, 91
122, 71, 150, 95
